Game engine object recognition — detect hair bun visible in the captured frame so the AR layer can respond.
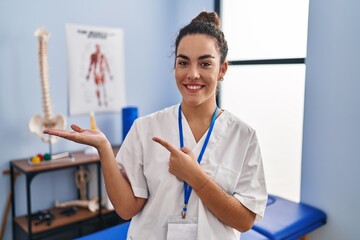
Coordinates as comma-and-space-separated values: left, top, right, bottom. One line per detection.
191, 11, 221, 29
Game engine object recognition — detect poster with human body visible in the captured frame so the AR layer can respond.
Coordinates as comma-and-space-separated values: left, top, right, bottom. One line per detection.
66, 24, 125, 115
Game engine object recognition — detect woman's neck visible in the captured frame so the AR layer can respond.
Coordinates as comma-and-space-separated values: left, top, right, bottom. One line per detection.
180, 100, 219, 143
181, 100, 217, 122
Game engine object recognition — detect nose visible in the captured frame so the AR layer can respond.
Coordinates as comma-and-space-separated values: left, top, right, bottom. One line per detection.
187, 65, 200, 81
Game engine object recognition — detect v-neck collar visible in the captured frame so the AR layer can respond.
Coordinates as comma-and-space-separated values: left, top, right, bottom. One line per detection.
178, 105, 229, 160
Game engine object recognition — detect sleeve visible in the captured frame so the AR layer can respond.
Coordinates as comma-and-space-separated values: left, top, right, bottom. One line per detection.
115, 120, 148, 198
234, 131, 268, 220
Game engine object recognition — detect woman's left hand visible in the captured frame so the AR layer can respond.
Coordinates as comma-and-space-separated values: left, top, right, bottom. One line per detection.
152, 137, 203, 184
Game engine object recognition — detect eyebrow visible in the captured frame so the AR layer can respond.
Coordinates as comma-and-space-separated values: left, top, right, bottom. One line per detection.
176, 54, 215, 60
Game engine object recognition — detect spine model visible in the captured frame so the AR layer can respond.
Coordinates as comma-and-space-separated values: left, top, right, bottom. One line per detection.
29, 27, 66, 143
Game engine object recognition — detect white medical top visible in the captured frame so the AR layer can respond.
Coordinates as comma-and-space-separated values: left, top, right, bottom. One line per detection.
116, 104, 267, 240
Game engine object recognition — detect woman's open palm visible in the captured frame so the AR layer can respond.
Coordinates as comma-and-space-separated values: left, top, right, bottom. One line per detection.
43, 124, 108, 149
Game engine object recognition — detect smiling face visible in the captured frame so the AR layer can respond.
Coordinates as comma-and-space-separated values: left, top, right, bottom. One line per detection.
175, 34, 227, 109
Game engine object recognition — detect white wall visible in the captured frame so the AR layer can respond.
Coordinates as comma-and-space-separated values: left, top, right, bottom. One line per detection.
222, 64, 306, 202
301, 0, 360, 239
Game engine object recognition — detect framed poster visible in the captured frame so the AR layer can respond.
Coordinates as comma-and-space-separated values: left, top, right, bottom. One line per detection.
66, 24, 126, 115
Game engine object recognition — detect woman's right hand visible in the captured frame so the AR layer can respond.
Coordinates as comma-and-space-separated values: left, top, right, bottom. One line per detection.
43, 124, 108, 149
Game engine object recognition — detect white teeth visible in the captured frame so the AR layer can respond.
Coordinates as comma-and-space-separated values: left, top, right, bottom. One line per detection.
187, 85, 201, 90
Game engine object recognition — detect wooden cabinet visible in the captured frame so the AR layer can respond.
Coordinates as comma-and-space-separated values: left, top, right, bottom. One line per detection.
10, 146, 123, 240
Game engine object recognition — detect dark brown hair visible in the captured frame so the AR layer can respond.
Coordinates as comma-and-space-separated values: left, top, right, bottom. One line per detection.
174, 11, 228, 65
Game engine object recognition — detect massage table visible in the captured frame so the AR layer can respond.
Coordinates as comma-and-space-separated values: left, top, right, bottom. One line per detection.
251, 194, 327, 240
76, 195, 326, 240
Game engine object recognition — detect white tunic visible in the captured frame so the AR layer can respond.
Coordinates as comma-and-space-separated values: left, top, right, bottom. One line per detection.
116, 104, 267, 240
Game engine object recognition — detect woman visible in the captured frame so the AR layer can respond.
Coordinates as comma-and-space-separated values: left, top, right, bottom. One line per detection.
44, 11, 267, 240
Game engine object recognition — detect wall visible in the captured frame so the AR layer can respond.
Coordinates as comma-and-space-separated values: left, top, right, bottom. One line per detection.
0, 1, 213, 239
301, 0, 360, 239
3, 0, 359, 239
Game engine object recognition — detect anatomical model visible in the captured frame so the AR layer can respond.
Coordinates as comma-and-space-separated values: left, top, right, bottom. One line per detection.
29, 27, 66, 144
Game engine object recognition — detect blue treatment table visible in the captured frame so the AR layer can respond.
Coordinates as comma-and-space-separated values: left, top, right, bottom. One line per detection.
75, 221, 130, 240
252, 195, 327, 240
241, 229, 269, 240
76, 195, 326, 240
76, 221, 268, 240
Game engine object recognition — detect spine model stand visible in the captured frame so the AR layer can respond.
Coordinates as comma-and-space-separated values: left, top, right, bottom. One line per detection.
29, 27, 66, 145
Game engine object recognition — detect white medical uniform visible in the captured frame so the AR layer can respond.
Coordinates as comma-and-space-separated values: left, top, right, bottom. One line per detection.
116, 104, 267, 240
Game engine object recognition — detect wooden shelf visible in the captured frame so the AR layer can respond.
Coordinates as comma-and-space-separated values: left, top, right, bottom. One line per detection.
10, 145, 121, 239
14, 207, 113, 234
11, 146, 120, 174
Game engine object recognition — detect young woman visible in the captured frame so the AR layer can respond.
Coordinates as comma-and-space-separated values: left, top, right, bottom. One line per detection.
44, 11, 267, 240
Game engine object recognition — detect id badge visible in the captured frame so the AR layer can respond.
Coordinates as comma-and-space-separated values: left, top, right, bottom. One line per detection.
167, 216, 198, 240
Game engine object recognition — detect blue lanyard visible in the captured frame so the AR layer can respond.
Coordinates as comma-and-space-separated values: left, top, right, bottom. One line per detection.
178, 104, 218, 218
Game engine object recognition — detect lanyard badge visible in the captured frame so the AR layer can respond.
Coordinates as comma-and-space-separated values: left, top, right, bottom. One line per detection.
178, 104, 218, 218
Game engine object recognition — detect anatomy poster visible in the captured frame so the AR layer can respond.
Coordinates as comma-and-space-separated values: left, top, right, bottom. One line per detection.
66, 24, 125, 115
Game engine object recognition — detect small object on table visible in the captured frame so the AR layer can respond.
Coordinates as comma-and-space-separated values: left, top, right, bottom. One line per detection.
75, 166, 91, 200
43, 153, 52, 161
89, 111, 98, 130
31, 156, 41, 163
55, 197, 99, 212
59, 207, 78, 216
30, 210, 54, 226
37, 153, 44, 160
52, 152, 70, 160
27, 152, 74, 166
